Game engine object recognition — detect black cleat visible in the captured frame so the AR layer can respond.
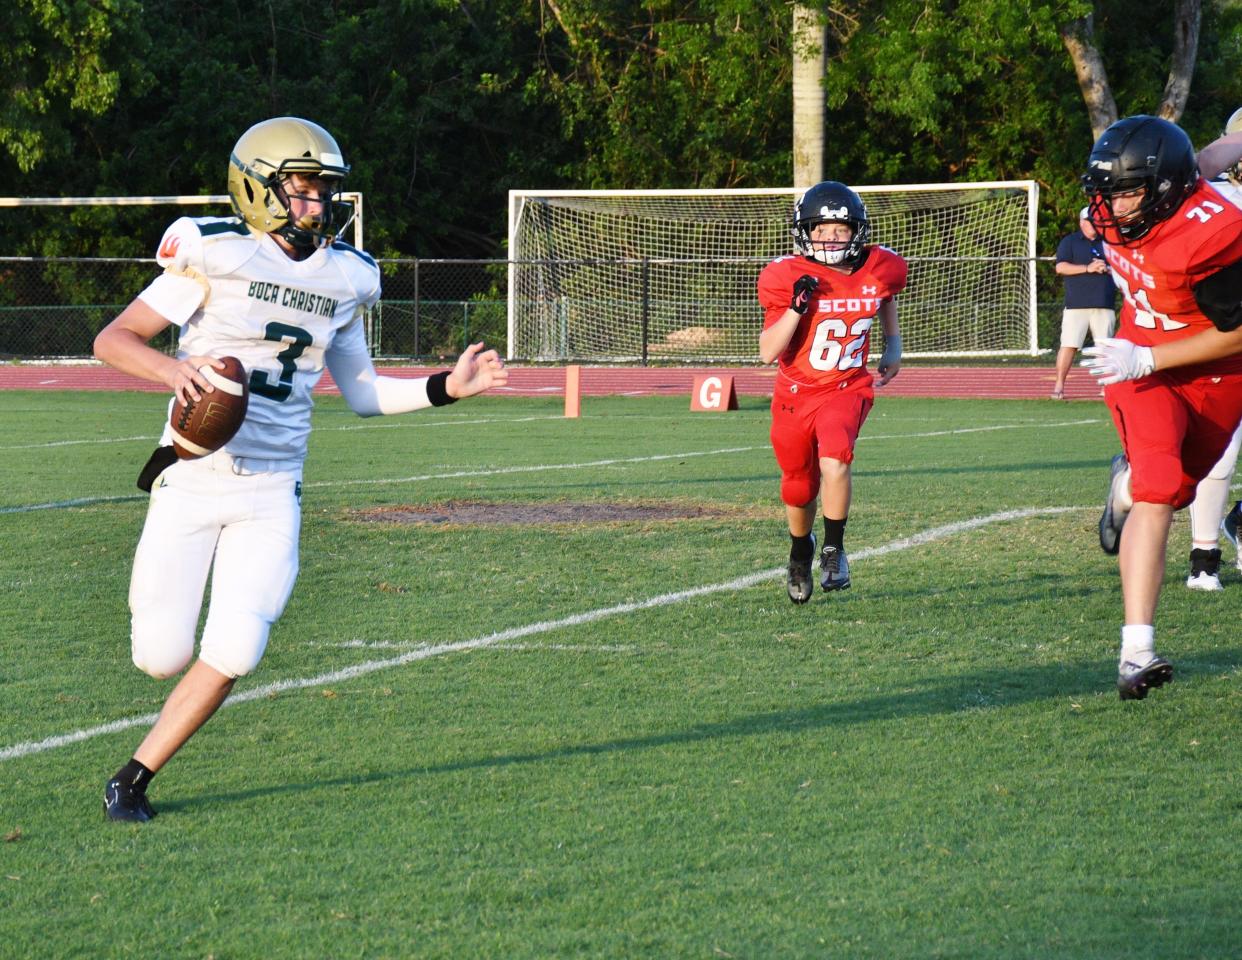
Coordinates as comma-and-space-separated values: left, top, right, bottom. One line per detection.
1099, 453, 1129, 555
819, 544, 851, 591
1222, 501, 1242, 551
1185, 548, 1223, 592
1117, 656, 1174, 701
104, 778, 157, 822
786, 533, 815, 604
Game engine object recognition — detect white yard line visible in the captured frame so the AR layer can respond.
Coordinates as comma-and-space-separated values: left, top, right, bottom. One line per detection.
0, 418, 1105, 514
0, 415, 565, 452
0, 506, 1079, 763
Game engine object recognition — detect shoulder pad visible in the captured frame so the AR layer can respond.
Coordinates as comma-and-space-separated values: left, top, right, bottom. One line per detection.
186, 216, 261, 276
331, 240, 378, 269
330, 241, 381, 302
153, 217, 205, 272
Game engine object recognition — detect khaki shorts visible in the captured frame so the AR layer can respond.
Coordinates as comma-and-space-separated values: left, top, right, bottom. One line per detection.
1060, 307, 1115, 349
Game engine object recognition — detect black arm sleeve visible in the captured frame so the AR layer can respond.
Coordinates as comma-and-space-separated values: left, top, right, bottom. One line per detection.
1193, 260, 1242, 332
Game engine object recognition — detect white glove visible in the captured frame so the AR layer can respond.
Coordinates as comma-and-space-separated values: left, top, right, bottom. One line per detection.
1080, 337, 1154, 385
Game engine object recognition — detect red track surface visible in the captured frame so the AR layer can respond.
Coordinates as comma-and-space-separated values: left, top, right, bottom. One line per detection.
0, 363, 1103, 401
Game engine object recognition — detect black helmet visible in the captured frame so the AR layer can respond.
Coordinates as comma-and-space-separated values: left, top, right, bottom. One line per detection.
1080, 115, 1198, 245
792, 181, 870, 266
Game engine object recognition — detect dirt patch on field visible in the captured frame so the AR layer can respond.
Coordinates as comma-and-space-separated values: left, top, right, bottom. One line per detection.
351, 499, 738, 526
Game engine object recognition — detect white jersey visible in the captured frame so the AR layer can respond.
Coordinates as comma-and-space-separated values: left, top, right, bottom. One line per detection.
138, 215, 381, 463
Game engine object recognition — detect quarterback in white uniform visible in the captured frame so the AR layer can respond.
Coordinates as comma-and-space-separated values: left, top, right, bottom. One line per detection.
94, 117, 508, 822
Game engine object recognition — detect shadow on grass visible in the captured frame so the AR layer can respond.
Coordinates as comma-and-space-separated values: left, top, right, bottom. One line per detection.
157, 645, 1242, 814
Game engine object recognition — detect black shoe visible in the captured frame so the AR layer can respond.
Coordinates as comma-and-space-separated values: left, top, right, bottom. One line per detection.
1099, 453, 1129, 555
1117, 656, 1174, 701
819, 544, 851, 591
1185, 548, 1223, 592
1223, 501, 1242, 550
104, 778, 157, 822
786, 534, 815, 604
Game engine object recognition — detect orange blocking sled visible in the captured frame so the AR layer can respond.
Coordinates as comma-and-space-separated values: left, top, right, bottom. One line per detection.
690, 374, 738, 412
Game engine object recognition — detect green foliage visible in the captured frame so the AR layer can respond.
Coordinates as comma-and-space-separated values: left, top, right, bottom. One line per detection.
528, 1, 792, 188
0, 0, 150, 173
4, 0, 1242, 260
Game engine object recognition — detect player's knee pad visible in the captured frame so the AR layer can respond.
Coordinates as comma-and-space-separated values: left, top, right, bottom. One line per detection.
781, 472, 818, 508
199, 612, 272, 678
130, 618, 195, 680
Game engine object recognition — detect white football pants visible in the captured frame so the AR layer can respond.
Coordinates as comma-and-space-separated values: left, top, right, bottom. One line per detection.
1189, 421, 1242, 549
128, 450, 302, 679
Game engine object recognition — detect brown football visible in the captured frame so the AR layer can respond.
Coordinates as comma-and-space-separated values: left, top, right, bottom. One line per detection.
169, 356, 249, 459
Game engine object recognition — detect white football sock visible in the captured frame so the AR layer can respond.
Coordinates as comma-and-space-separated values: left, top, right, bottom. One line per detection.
1112, 463, 1134, 515
1120, 624, 1155, 666
1189, 472, 1231, 550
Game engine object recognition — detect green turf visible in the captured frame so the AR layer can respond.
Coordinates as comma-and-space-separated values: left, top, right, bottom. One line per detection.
1, 390, 1239, 958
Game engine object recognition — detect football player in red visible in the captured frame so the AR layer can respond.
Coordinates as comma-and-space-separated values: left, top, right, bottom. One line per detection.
756, 181, 907, 603
1080, 115, 1242, 699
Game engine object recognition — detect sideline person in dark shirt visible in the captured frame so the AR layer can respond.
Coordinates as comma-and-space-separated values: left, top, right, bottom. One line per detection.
1051, 207, 1117, 398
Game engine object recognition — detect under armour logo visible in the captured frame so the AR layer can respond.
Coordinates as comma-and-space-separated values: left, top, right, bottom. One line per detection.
862, 285, 877, 295
818, 205, 850, 219
781, 403, 795, 413
1132, 251, 1145, 263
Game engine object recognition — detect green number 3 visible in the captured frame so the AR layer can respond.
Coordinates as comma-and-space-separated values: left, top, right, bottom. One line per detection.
249, 322, 313, 402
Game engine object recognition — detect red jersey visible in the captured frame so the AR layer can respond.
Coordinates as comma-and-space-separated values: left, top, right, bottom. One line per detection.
1102, 178, 1242, 374
757, 246, 908, 388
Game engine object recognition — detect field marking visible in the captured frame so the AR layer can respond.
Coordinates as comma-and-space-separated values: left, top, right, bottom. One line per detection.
0, 505, 1078, 763
312, 420, 1101, 490
0, 418, 1105, 514
322, 639, 638, 653
0, 415, 565, 452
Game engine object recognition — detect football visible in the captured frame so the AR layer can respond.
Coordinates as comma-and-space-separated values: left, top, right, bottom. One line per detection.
169, 356, 249, 459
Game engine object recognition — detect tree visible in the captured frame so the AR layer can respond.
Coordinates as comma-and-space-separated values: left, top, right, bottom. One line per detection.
792, 5, 827, 186
0, 0, 151, 174
1061, 0, 1201, 138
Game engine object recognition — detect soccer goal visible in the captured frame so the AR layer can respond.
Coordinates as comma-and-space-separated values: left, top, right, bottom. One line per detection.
507, 183, 1039, 362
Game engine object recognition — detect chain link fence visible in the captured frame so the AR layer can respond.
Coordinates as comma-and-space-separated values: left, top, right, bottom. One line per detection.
0, 255, 1066, 361
0, 257, 508, 360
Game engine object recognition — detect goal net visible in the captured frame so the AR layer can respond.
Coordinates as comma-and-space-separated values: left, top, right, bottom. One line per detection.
507, 183, 1039, 362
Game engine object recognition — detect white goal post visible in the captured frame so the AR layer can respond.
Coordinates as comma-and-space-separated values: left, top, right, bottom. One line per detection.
507, 182, 1039, 362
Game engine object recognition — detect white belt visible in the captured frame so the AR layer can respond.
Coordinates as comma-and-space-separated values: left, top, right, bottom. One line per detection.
201, 449, 303, 476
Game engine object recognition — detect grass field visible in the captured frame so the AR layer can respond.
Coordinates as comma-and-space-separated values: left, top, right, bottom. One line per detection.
1, 389, 1240, 959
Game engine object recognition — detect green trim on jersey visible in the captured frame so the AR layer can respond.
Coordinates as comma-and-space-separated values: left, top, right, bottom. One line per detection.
198, 219, 250, 238
331, 241, 377, 268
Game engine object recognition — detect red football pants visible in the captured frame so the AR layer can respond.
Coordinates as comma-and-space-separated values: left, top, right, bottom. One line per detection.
770, 372, 874, 507
1105, 368, 1242, 508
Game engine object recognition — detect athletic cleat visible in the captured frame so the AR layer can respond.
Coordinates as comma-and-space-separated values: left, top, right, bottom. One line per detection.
104, 778, 157, 822
786, 533, 816, 604
1098, 453, 1129, 555
1117, 656, 1174, 701
819, 544, 851, 591
1222, 501, 1242, 562
1186, 548, 1223, 591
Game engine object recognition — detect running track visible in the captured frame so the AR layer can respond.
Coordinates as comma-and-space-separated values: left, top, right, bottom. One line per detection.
0, 364, 1102, 401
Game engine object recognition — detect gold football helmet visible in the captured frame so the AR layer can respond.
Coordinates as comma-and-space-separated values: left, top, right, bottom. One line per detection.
227, 117, 351, 250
